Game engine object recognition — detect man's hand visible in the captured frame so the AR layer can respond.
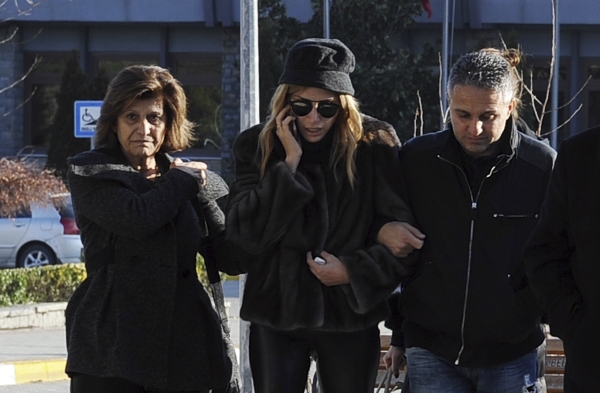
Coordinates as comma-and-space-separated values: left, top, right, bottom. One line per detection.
383, 345, 406, 378
170, 158, 207, 186
377, 221, 425, 258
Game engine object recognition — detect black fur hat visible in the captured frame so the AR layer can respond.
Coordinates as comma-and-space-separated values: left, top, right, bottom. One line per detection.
278, 38, 355, 95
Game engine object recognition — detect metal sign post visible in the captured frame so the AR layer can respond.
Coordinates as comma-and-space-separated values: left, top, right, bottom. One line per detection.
239, 0, 259, 392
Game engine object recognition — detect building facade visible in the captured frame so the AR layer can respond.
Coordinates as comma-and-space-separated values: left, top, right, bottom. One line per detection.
1, 0, 599, 161
0, 0, 241, 166
403, 0, 600, 144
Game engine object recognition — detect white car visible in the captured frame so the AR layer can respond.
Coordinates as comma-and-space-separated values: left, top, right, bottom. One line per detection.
0, 195, 83, 268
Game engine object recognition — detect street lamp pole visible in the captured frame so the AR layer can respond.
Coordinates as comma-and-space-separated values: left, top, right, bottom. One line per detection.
239, 0, 259, 392
550, 0, 560, 148
323, 0, 330, 38
441, 0, 450, 128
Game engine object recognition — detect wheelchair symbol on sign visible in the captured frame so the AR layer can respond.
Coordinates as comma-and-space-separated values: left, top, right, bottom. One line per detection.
82, 108, 97, 125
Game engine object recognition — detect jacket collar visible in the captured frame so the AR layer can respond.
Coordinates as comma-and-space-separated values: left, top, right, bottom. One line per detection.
439, 117, 519, 170
69, 147, 172, 179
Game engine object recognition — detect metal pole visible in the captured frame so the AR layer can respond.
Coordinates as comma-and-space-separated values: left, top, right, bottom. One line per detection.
239, 0, 259, 392
441, 0, 449, 128
323, 0, 330, 38
550, 0, 560, 148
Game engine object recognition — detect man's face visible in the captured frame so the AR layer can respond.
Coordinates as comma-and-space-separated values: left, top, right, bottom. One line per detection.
449, 84, 515, 158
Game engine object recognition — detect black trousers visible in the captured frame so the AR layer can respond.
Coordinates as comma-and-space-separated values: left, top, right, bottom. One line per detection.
249, 323, 380, 393
70, 373, 208, 393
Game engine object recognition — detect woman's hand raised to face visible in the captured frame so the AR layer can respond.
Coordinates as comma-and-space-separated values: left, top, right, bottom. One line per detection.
170, 158, 207, 187
275, 105, 302, 174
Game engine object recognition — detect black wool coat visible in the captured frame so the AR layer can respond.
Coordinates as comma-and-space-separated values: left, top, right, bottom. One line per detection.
226, 115, 415, 332
525, 125, 600, 393
65, 147, 231, 391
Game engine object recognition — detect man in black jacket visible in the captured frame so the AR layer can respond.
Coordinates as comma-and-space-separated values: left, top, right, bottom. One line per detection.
524, 124, 600, 393
378, 49, 556, 392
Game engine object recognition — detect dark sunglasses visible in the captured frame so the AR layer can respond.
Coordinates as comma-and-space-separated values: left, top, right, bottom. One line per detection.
288, 98, 341, 119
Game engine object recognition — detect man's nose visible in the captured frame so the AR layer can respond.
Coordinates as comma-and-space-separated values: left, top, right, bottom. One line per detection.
470, 120, 484, 135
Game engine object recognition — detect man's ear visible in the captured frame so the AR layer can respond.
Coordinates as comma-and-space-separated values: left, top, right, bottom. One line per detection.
507, 98, 517, 117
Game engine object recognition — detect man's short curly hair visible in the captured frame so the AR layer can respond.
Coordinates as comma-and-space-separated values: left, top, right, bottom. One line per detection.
448, 48, 522, 108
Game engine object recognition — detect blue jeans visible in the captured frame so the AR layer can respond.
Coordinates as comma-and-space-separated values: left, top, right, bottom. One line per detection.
405, 347, 542, 393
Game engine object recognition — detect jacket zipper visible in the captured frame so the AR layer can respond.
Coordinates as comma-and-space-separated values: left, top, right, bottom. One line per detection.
437, 154, 499, 365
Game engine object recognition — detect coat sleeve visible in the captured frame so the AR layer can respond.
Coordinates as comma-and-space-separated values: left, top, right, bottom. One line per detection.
225, 129, 314, 255
68, 164, 200, 239
340, 140, 417, 314
524, 138, 583, 342
198, 197, 251, 276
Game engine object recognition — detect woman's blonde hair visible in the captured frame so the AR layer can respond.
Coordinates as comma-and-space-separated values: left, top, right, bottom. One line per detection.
258, 84, 363, 186
94, 65, 195, 151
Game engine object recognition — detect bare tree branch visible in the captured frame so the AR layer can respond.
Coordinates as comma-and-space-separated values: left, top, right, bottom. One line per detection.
0, 25, 18, 45
0, 55, 41, 95
20, 27, 43, 45
14, 0, 44, 17
3, 85, 37, 117
413, 90, 424, 138
541, 103, 584, 137
438, 52, 449, 125
556, 75, 592, 110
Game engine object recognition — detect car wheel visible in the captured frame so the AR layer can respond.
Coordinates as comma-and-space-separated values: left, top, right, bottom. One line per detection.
17, 244, 56, 268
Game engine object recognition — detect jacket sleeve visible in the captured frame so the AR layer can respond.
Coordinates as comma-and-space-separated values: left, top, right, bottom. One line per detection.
225, 129, 314, 255
385, 291, 406, 347
198, 197, 251, 276
340, 141, 417, 314
524, 138, 583, 342
370, 137, 415, 237
340, 244, 411, 314
68, 164, 200, 240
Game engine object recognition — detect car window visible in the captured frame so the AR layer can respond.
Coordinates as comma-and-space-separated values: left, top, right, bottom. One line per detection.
55, 196, 75, 219
0, 206, 32, 219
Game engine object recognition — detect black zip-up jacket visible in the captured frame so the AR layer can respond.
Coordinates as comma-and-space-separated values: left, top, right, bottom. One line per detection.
397, 120, 556, 367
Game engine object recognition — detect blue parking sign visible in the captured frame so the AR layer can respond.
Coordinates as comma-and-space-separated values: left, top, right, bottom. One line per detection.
74, 101, 103, 138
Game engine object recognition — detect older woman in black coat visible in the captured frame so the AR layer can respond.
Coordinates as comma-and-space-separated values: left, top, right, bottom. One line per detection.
66, 65, 235, 393
226, 38, 421, 393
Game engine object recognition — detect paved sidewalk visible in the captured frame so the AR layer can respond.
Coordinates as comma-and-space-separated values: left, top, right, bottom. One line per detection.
0, 280, 391, 387
0, 294, 241, 386
0, 328, 67, 386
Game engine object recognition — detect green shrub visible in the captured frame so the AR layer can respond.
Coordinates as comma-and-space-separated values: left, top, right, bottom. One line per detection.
0, 254, 230, 307
196, 254, 228, 288
0, 264, 86, 306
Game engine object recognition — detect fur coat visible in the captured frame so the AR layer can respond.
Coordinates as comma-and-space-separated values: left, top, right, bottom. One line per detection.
226, 115, 415, 332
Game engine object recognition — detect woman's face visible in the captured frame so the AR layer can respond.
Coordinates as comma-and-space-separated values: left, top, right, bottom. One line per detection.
288, 87, 340, 143
116, 97, 167, 166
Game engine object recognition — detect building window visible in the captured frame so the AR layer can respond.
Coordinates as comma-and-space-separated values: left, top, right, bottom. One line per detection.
24, 53, 70, 147
23, 51, 224, 153
184, 85, 222, 149
172, 54, 223, 149
95, 54, 161, 80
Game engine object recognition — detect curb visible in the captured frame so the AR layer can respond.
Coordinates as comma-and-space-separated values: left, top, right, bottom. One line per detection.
0, 359, 67, 386
0, 302, 67, 330
0, 300, 238, 385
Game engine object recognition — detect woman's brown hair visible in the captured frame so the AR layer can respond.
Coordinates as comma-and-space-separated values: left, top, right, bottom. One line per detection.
94, 65, 194, 151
